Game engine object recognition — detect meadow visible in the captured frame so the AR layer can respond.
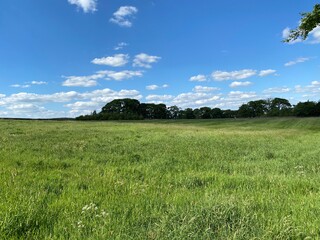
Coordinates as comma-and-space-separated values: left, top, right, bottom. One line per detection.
0, 118, 320, 239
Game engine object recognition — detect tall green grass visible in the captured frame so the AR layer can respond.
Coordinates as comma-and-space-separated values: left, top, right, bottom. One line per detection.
0, 118, 320, 239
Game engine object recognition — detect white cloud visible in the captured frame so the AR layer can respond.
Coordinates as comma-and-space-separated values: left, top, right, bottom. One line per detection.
62, 69, 142, 86
31, 81, 47, 85
263, 87, 290, 94
212, 69, 257, 81
284, 57, 310, 67
282, 27, 290, 39
68, 0, 97, 13
10, 81, 48, 88
110, 6, 138, 27
259, 69, 276, 77
146, 95, 174, 101
295, 81, 320, 93
309, 26, 320, 44
192, 86, 220, 92
64, 101, 101, 110
11, 84, 30, 88
171, 92, 221, 108
133, 53, 161, 68
91, 54, 129, 67
62, 71, 107, 87
105, 70, 143, 81
114, 42, 128, 50
229, 81, 252, 88
3, 91, 80, 103
227, 91, 257, 100
0, 88, 142, 118
146, 85, 159, 90
146, 84, 169, 90
282, 27, 302, 44
189, 75, 207, 82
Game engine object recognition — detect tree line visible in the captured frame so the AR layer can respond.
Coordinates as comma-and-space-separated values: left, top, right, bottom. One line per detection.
75, 97, 320, 120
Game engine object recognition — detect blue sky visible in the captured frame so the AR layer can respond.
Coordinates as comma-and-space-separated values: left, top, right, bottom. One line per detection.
0, 0, 320, 118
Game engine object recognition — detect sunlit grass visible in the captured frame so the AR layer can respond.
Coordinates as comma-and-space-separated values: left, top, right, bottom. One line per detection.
0, 118, 320, 239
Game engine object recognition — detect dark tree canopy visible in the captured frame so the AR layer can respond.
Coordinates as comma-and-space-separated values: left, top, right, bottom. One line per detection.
268, 98, 292, 116
76, 97, 320, 120
284, 4, 320, 42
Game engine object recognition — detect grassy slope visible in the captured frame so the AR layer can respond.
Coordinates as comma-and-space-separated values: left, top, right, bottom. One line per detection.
0, 118, 320, 239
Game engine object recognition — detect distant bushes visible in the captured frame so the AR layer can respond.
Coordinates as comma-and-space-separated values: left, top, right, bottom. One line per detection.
76, 97, 320, 120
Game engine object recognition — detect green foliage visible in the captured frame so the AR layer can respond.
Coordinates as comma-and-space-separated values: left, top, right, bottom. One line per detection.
294, 101, 319, 117
270, 98, 292, 116
167, 105, 181, 119
284, 4, 320, 42
1, 119, 320, 238
76, 97, 320, 120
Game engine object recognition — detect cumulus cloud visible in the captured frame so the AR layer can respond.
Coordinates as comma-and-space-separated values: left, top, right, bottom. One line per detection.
110, 6, 138, 27
229, 81, 252, 88
68, 0, 97, 13
284, 57, 310, 67
295, 81, 320, 93
263, 87, 290, 94
309, 26, 320, 44
192, 86, 220, 92
189, 75, 207, 82
146, 95, 174, 101
62, 69, 142, 86
133, 53, 161, 68
11, 81, 48, 88
171, 92, 221, 108
259, 69, 276, 77
0, 88, 142, 118
64, 101, 102, 110
146, 84, 169, 90
105, 70, 143, 81
212, 69, 257, 81
227, 91, 257, 100
91, 54, 129, 67
62, 71, 107, 87
114, 42, 128, 51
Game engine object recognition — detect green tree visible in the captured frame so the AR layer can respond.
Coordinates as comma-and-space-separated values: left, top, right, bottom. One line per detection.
153, 104, 167, 119
167, 105, 180, 119
268, 98, 292, 116
139, 103, 155, 119
101, 98, 141, 120
211, 108, 223, 118
199, 107, 212, 119
238, 104, 255, 118
294, 101, 318, 117
181, 108, 195, 119
222, 109, 237, 118
238, 100, 268, 118
284, 4, 320, 42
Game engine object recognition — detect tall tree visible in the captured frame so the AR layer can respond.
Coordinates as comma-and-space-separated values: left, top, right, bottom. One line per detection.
294, 101, 318, 117
101, 98, 141, 119
211, 108, 223, 118
199, 107, 212, 119
284, 4, 320, 42
269, 98, 292, 116
238, 104, 255, 118
167, 105, 180, 119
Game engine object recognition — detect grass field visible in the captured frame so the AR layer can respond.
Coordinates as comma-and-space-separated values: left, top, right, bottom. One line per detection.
1, 118, 320, 239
